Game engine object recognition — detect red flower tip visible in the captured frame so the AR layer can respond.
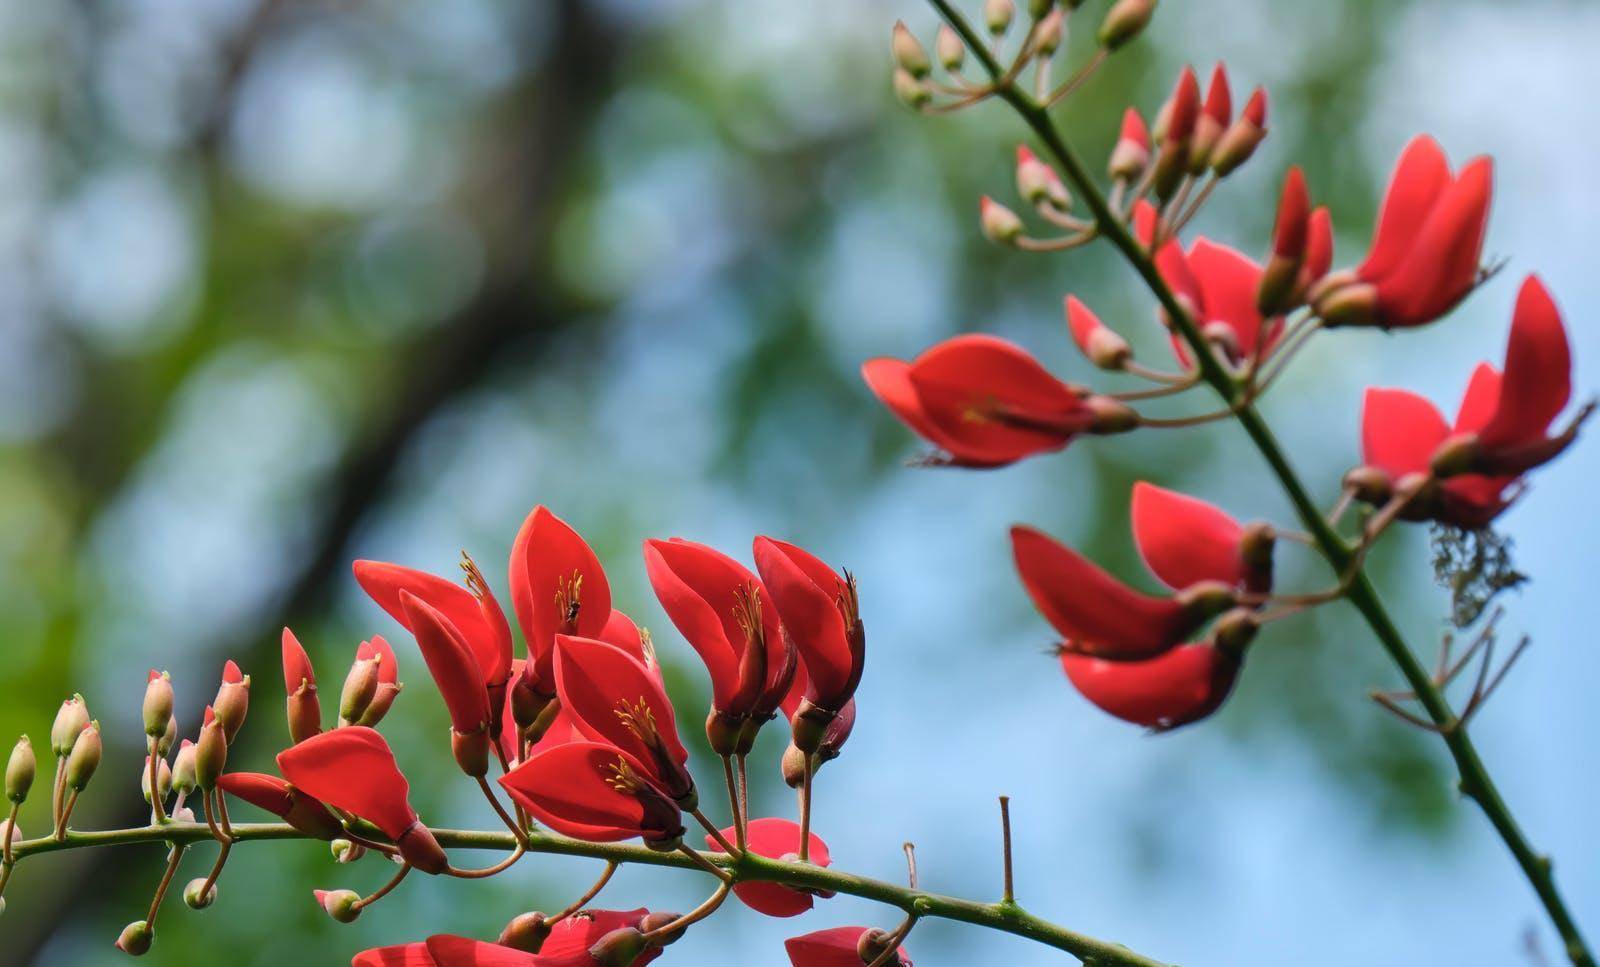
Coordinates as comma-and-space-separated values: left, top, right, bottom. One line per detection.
354, 558, 513, 692
399, 590, 491, 738
357, 636, 400, 685
509, 507, 613, 693
863, 334, 1093, 468
1061, 643, 1239, 731
752, 537, 862, 714
1202, 62, 1231, 125
1177, 237, 1281, 364
1302, 206, 1333, 285
1015, 144, 1038, 167
500, 740, 684, 846
1119, 107, 1150, 149
785, 926, 912, 967
1241, 86, 1267, 127
1271, 167, 1310, 258
707, 817, 832, 917
1130, 482, 1246, 591
1477, 275, 1572, 454
222, 660, 244, 685
203, 704, 215, 726
1165, 66, 1201, 144
1011, 525, 1227, 660
282, 628, 316, 693
276, 726, 420, 845
217, 770, 344, 840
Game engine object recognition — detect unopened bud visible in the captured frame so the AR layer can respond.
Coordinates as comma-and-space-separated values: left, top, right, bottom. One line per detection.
52, 695, 90, 760
781, 743, 808, 789
589, 927, 649, 967
1108, 118, 1151, 181
1210, 88, 1267, 176
213, 663, 250, 744
891, 22, 931, 78
183, 877, 217, 910
339, 657, 381, 727
141, 756, 173, 805
171, 806, 195, 823
892, 69, 930, 110
1430, 434, 1480, 479
1342, 466, 1393, 506
286, 683, 322, 746
1098, 0, 1156, 50
1085, 395, 1139, 434
315, 888, 362, 923
935, 25, 965, 71
1027, 0, 1052, 18
637, 911, 686, 943
6, 735, 35, 804
1257, 252, 1304, 318
65, 723, 101, 792
142, 671, 174, 738
331, 838, 367, 864
194, 718, 227, 792
171, 740, 197, 796
979, 197, 1024, 245
984, 0, 1016, 34
157, 715, 176, 758
116, 920, 154, 956
1034, 9, 1064, 56
1016, 147, 1069, 209
1085, 328, 1132, 370
497, 912, 551, 953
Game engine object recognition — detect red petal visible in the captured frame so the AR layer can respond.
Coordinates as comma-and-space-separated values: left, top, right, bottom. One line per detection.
1359, 135, 1450, 283
1375, 156, 1492, 327
752, 537, 856, 707
1240, 87, 1266, 127
353, 944, 436, 967
282, 627, 315, 692
1010, 526, 1190, 659
497, 741, 664, 843
1454, 363, 1503, 435
540, 909, 658, 965
1165, 66, 1201, 142
400, 591, 490, 734
423, 936, 538, 966
1202, 63, 1231, 125
1130, 482, 1244, 591
1479, 275, 1571, 449
222, 660, 244, 684
1361, 387, 1450, 478
1271, 167, 1309, 258
1119, 107, 1150, 149
785, 927, 912, 967
216, 771, 294, 818
553, 635, 689, 781
1061, 643, 1237, 730
1064, 296, 1109, 358
509, 507, 612, 689
707, 817, 831, 918
1301, 207, 1333, 284
354, 561, 511, 689
642, 539, 768, 710
357, 636, 400, 685
276, 727, 416, 839
1188, 238, 1275, 357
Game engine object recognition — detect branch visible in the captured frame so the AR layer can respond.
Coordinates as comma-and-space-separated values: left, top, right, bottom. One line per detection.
10, 822, 1175, 967
925, 3, 1595, 964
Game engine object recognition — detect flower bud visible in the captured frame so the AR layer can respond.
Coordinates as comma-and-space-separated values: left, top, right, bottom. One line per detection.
1034, 9, 1064, 56
1016, 147, 1070, 209
979, 197, 1024, 245
781, 743, 808, 789
1, 817, 23, 850
1098, 0, 1156, 50
141, 755, 173, 805
331, 838, 367, 864
6, 735, 35, 805
984, 0, 1016, 34
1027, 0, 1052, 18
1210, 607, 1260, 659
65, 722, 101, 792
213, 661, 250, 745
1108, 108, 1151, 180
1312, 279, 1379, 329
891, 23, 931, 79
171, 740, 197, 796
194, 717, 227, 792
339, 656, 381, 727
892, 69, 930, 110
589, 927, 649, 967
157, 715, 176, 758
182, 877, 217, 910
497, 911, 551, 953
935, 25, 965, 71
142, 671, 174, 739
52, 695, 90, 760
315, 888, 362, 924
171, 806, 195, 823
1210, 87, 1267, 176
116, 919, 154, 955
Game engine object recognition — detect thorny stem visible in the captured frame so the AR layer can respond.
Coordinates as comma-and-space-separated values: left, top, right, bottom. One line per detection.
8, 822, 1174, 966
926, 2, 1596, 962
548, 861, 618, 925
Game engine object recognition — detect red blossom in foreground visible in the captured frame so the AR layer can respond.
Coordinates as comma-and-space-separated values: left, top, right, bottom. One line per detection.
510, 506, 615, 698
706, 817, 832, 917
1258, 166, 1332, 315
785, 926, 912, 967
1060, 643, 1241, 732
862, 334, 1133, 468
216, 771, 344, 840
281, 627, 322, 744
1359, 275, 1586, 528
1314, 135, 1492, 329
276, 726, 448, 873
401, 591, 494, 776
752, 538, 864, 727
499, 740, 684, 847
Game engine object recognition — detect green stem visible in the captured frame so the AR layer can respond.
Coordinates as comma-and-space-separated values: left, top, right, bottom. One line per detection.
9, 822, 1172, 967
926, 3, 1595, 963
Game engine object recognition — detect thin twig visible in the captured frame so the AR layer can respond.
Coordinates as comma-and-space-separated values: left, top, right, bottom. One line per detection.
999, 796, 1015, 905
358, 862, 412, 907
548, 861, 618, 925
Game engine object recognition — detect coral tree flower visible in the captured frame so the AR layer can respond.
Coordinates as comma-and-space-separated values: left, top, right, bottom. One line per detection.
552, 635, 696, 808
277, 726, 448, 873
353, 910, 667, 967
751, 537, 864, 757
706, 817, 831, 918
401, 591, 495, 776
281, 628, 322, 744
499, 740, 684, 847
216, 771, 344, 840
862, 334, 1133, 468
1315, 135, 1492, 329
1359, 275, 1586, 528
785, 926, 912, 967
642, 538, 795, 755
510, 506, 615, 699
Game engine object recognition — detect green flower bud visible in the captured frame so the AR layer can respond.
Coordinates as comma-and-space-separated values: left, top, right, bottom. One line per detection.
115, 920, 154, 956
6, 735, 35, 805
984, 0, 1016, 35
890, 21, 931, 78
142, 671, 174, 738
65, 723, 102, 792
51, 695, 90, 760
183, 878, 217, 910
194, 719, 227, 792
316, 889, 362, 924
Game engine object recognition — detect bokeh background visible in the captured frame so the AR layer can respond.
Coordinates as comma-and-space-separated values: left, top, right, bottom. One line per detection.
1, 0, 1596, 963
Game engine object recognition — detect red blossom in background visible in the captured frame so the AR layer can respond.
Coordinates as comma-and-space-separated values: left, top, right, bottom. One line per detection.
752, 537, 864, 735
784, 926, 911, 967
1060, 643, 1241, 732
706, 817, 831, 917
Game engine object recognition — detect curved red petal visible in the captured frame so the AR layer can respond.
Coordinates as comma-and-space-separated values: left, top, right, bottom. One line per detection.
752, 537, 855, 707
1301, 207, 1333, 284
553, 635, 689, 779
1061, 643, 1238, 730
1271, 167, 1309, 258
1453, 363, 1503, 435
1010, 525, 1189, 659
705, 818, 831, 918
1361, 387, 1450, 478
509, 507, 613, 688
400, 592, 490, 734
216, 771, 293, 817
276, 727, 416, 839
1120, 107, 1150, 149
282, 627, 315, 693
1374, 157, 1492, 327
1479, 275, 1571, 449
497, 741, 664, 843
1166, 66, 1201, 142
785, 927, 912, 967
1359, 135, 1450, 283
642, 539, 748, 708
353, 944, 436, 967
354, 561, 510, 688
423, 936, 538, 967
1188, 238, 1273, 357
539, 909, 654, 962
1130, 482, 1244, 591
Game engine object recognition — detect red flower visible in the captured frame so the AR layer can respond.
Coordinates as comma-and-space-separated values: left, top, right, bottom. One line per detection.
498, 740, 684, 847
509, 507, 614, 698
1316, 135, 1492, 329
1360, 276, 1584, 527
785, 926, 911, 967
705, 818, 831, 918
354, 557, 514, 719
863, 334, 1120, 467
281, 627, 322, 745
538, 908, 664, 966
1059, 643, 1239, 732
354, 912, 666, 967
552, 635, 694, 807
216, 771, 344, 840
276, 726, 447, 873
642, 538, 795, 755
401, 591, 494, 776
